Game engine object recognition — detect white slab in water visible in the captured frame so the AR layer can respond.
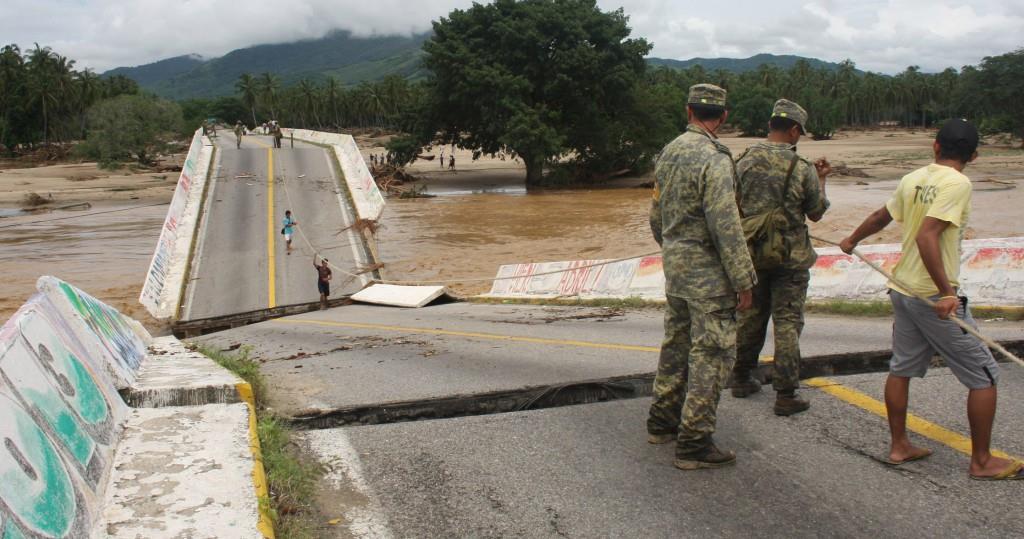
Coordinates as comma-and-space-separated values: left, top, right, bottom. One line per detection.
351, 284, 448, 308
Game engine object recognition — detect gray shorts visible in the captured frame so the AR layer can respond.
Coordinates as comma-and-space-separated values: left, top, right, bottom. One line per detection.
890, 290, 998, 389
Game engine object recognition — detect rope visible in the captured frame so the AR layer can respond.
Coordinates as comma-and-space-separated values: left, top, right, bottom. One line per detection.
276, 170, 364, 281
811, 233, 1023, 367
0, 202, 169, 229
371, 250, 663, 286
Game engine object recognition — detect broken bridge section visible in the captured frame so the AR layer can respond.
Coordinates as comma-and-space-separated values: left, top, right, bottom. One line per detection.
169, 131, 382, 337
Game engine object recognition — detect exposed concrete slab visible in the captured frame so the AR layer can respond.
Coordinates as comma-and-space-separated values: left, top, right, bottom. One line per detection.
193, 303, 1024, 418
124, 336, 243, 407
303, 364, 1024, 538
101, 403, 260, 539
352, 284, 448, 308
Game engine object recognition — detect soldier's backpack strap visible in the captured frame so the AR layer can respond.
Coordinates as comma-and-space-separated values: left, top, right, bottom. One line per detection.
777, 153, 800, 224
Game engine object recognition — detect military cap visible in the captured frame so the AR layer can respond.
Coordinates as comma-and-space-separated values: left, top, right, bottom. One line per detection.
687, 83, 727, 107
771, 99, 808, 134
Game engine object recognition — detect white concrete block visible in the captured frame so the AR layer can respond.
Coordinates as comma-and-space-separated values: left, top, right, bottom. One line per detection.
125, 336, 243, 407
352, 284, 448, 308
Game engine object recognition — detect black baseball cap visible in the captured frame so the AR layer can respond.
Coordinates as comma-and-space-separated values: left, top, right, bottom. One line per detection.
936, 118, 979, 151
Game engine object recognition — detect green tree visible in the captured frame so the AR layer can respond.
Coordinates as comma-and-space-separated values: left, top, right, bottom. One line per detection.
78, 95, 183, 167
972, 49, 1024, 146
394, 0, 654, 184
236, 73, 259, 127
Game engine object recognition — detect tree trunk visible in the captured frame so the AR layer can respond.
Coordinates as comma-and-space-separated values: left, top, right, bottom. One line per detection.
524, 154, 544, 186
251, 106, 257, 128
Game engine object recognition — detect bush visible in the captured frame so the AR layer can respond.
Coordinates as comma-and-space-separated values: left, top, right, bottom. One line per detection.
77, 95, 183, 167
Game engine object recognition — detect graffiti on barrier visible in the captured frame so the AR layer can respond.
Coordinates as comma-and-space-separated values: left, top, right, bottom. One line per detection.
0, 294, 127, 539
488, 238, 1024, 306
140, 129, 210, 319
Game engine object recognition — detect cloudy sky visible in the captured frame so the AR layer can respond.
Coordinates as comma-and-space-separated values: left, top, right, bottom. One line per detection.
2, 0, 1022, 73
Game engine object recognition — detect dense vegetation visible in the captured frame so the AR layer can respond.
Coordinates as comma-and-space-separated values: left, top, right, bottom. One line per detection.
0, 44, 142, 152
105, 31, 430, 100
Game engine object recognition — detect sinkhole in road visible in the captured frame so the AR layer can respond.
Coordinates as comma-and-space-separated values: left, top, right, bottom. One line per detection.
289, 373, 656, 430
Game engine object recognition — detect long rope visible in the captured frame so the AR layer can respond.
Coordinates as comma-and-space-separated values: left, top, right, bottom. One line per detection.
277, 170, 364, 281
371, 250, 663, 286
811, 233, 1023, 366
0, 202, 169, 229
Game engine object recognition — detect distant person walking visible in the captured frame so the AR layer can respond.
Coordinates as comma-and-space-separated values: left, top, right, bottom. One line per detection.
273, 124, 283, 149
440, 148, 445, 169
282, 210, 297, 254
234, 121, 244, 149
449, 154, 455, 170
314, 256, 333, 310
261, 122, 268, 135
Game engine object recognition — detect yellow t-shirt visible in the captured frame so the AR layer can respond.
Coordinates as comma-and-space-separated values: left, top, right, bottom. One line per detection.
885, 164, 971, 297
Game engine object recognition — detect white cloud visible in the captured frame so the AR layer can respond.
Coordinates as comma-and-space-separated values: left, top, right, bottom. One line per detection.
0, 0, 1021, 73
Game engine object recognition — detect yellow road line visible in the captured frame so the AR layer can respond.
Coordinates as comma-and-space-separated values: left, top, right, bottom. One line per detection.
236, 382, 276, 538
273, 318, 662, 353
806, 377, 1014, 460
266, 148, 276, 308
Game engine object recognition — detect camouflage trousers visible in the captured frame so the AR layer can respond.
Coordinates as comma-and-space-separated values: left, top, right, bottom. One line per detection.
647, 294, 738, 454
734, 268, 810, 392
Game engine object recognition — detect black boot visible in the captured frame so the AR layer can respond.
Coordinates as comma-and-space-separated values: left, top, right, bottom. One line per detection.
674, 438, 736, 470
731, 373, 762, 398
774, 390, 810, 416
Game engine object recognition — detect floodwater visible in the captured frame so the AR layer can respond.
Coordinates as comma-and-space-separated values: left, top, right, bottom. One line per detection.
0, 203, 167, 330
375, 187, 660, 295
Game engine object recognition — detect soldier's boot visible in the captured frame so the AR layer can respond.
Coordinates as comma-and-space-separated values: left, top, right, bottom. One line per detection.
647, 432, 675, 445
730, 373, 762, 398
674, 441, 737, 470
774, 390, 810, 416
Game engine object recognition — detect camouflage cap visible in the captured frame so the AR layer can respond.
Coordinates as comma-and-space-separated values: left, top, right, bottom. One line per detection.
687, 83, 727, 107
771, 99, 808, 134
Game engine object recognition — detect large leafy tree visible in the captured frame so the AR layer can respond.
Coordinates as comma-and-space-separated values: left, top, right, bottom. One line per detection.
395, 0, 656, 185
78, 94, 183, 167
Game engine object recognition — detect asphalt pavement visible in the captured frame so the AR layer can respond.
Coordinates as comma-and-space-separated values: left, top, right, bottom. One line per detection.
192, 299, 1024, 537
181, 133, 371, 321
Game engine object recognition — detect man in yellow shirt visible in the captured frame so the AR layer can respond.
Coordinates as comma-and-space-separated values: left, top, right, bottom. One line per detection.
840, 119, 1021, 480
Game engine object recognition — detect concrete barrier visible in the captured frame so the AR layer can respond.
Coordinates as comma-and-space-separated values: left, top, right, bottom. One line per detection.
485, 238, 1024, 307
1, 277, 270, 538
290, 129, 386, 221
140, 129, 215, 320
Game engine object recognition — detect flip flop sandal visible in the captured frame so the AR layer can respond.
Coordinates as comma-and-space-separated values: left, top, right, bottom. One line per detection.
970, 460, 1024, 481
883, 448, 933, 466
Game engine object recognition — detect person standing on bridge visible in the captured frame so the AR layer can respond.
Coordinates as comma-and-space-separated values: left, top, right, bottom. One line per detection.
730, 99, 831, 416
449, 153, 455, 171
314, 256, 333, 310
647, 83, 755, 471
282, 210, 298, 255
840, 119, 1023, 480
273, 123, 283, 149
234, 121, 244, 149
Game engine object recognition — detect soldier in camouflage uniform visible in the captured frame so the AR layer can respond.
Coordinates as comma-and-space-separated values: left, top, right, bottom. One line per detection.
731, 99, 831, 415
647, 84, 756, 470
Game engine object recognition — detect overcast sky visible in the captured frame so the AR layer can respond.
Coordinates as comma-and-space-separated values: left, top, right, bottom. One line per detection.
2, 0, 1022, 73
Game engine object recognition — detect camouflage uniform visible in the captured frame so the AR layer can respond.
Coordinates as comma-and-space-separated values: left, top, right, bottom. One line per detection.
647, 84, 756, 455
733, 99, 829, 392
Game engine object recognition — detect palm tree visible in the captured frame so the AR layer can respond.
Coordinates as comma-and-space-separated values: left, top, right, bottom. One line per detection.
236, 73, 259, 127
74, 69, 100, 139
323, 76, 341, 127
297, 79, 321, 127
258, 72, 279, 120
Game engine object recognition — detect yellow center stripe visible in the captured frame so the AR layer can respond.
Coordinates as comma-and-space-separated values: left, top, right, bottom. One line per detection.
806, 377, 1015, 459
266, 148, 276, 308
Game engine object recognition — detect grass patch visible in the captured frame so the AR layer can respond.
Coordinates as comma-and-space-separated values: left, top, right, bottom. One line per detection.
468, 295, 663, 309
195, 345, 322, 539
806, 300, 892, 317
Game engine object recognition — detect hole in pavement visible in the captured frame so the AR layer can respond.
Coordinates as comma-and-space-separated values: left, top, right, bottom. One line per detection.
289, 374, 655, 430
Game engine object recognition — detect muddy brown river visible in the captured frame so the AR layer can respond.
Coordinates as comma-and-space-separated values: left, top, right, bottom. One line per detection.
375, 188, 659, 295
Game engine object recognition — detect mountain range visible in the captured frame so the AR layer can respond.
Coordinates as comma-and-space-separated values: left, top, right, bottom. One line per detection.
105, 31, 852, 100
